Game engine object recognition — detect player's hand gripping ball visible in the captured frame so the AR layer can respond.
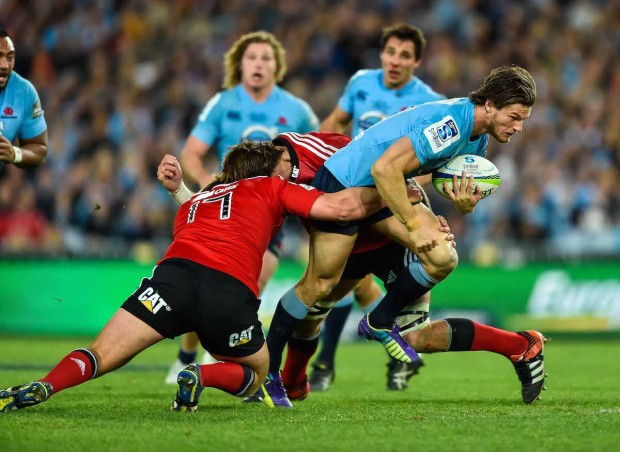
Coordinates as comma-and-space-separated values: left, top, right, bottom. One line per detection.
432, 155, 500, 199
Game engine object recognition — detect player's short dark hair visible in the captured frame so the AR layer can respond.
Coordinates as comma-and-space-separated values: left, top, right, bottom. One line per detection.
469, 65, 537, 109
380, 24, 426, 61
205, 141, 285, 190
0, 29, 9, 39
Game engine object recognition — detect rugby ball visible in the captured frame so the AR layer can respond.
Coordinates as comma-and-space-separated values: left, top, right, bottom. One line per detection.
432, 155, 500, 199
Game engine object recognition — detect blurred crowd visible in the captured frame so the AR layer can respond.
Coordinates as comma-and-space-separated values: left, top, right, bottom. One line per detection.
0, 0, 618, 262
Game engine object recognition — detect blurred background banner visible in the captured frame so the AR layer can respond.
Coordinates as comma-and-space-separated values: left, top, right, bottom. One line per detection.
2, 260, 618, 335
0, 1, 618, 335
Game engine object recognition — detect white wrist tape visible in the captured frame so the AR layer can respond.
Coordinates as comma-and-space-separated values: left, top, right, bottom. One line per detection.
169, 180, 194, 206
13, 146, 22, 163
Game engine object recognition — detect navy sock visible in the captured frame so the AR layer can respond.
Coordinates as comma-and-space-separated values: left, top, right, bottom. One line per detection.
368, 261, 437, 329
178, 349, 197, 365
266, 289, 309, 374
316, 303, 354, 368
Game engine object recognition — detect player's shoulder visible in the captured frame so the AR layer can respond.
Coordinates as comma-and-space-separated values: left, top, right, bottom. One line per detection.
274, 86, 312, 109
410, 76, 446, 101
347, 69, 379, 87
8, 71, 38, 96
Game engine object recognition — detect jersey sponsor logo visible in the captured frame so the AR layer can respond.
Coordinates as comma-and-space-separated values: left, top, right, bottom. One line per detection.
32, 99, 43, 118
229, 325, 255, 347
137, 287, 171, 314
1, 106, 17, 119
423, 115, 460, 154
291, 165, 300, 180
296, 183, 316, 191
355, 90, 368, 101
242, 125, 278, 142
226, 110, 241, 120
358, 110, 386, 131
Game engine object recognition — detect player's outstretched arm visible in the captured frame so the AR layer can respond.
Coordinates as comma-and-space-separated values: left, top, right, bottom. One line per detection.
308, 187, 384, 222
157, 154, 195, 206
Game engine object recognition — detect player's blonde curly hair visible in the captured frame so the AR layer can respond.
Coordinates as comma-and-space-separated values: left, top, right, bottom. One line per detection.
223, 31, 287, 89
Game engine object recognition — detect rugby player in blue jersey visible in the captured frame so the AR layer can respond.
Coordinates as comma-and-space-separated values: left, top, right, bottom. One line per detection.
310, 24, 445, 392
165, 31, 319, 383
0, 30, 47, 170
257, 65, 548, 407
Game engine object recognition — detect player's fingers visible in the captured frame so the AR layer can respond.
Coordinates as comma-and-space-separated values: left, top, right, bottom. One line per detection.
443, 181, 455, 199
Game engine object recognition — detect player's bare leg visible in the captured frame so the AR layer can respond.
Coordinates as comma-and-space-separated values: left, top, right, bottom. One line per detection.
2, 309, 164, 412
401, 317, 547, 404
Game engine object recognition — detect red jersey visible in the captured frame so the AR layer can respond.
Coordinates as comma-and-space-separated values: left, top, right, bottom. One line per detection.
273, 131, 390, 254
273, 132, 350, 185
161, 176, 322, 296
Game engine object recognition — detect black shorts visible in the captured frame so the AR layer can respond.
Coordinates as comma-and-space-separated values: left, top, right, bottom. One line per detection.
341, 240, 417, 288
121, 258, 264, 358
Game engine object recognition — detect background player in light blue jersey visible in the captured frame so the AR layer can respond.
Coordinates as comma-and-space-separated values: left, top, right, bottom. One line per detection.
311, 24, 445, 392
0, 30, 47, 170
166, 31, 319, 383
321, 24, 444, 138
180, 31, 318, 188
259, 66, 543, 407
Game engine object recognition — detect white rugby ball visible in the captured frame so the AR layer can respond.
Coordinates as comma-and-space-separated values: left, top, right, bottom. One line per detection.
432, 155, 500, 199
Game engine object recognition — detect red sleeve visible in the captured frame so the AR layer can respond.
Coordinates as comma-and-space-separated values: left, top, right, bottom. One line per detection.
273, 176, 323, 218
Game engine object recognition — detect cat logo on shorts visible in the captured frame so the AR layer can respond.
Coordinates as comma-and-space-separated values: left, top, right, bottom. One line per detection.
229, 325, 254, 347
137, 287, 171, 314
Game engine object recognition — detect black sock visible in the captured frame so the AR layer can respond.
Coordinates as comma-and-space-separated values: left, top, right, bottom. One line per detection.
368, 262, 435, 329
316, 304, 353, 368
178, 349, 197, 365
445, 318, 475, 351
267, 303, 304, 374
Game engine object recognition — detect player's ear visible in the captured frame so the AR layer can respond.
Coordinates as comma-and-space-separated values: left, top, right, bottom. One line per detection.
484, 100, 495, 113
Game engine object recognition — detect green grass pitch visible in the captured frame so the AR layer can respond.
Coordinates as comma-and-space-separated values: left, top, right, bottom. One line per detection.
1, 335, 619, 451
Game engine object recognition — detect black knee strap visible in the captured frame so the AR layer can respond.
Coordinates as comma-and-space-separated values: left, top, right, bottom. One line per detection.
445, 318, 475, 351
234, 365, 256, 397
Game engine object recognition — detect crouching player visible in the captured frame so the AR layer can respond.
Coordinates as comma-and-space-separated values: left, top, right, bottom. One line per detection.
0, 141, 385, 413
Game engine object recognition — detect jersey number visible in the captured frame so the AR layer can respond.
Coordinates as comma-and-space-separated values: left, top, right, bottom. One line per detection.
187, 193, 233, 223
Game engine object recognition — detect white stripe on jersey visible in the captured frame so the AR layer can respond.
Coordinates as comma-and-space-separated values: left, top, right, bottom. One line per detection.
279, 133, 338, 160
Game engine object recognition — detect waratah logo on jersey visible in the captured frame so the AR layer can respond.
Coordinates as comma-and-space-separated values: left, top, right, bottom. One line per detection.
137, 287, 171, 314
358, 110, 386, 131
242, 125, 278, 142
1, 106, 16, 118
423, 115, 460, 154
229, 325, 255, 347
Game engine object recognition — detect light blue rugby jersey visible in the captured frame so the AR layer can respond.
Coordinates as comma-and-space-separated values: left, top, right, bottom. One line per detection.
339, 69, 445, 138
0, 71, 47, 170
191, 84, 319, 165
0, 71, 46, 141
325, 98, 489, 187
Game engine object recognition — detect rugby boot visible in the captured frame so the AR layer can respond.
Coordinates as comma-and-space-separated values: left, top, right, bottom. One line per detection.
387, 356, 424, 391
171, 364, 203, 412
308, 361, 334, 392
243, 372, 292, 408
0, 381, 53, 412
358, 315, 420, 364
284, 376, 310, 401
510, 330, 548, 404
